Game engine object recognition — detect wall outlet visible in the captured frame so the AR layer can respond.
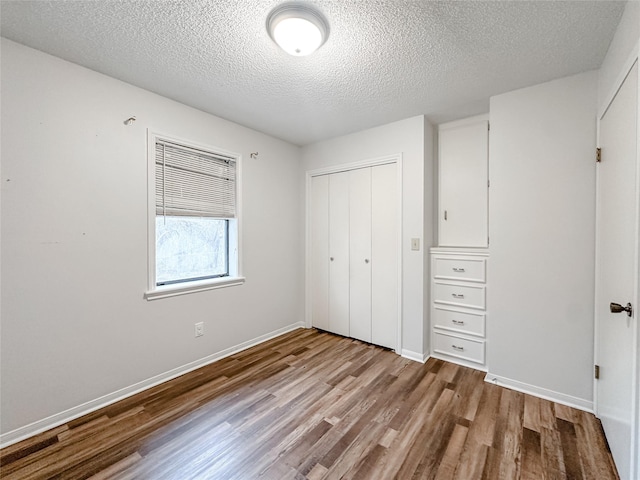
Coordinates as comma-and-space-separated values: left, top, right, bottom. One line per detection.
195, 322, 204, 337
411, 238, 420, 251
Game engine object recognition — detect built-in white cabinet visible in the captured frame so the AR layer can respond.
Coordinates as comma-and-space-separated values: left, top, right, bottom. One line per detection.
310, 163, 398, 349
438, 115, 489, 247
430, 248, 488, 369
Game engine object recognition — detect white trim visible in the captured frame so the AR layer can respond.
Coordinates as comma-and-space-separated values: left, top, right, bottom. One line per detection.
401, 349, 429, 363
437, 113, 490, 132
144, 276, 246, 300
395, 156, 404, 356
598, 40, 640, 120
304, 171, 313, 330
306, 153, 400, 178
429, 247, 490, 256
304, 153, 404, 354
635, 57, 640, 480
146, 129, 243, 299
633, 53, 640, 480
0, 323, 306, 449
485, 372, 594, 413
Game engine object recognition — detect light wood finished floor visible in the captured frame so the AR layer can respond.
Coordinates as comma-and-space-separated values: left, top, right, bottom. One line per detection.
1, 328, 619, 479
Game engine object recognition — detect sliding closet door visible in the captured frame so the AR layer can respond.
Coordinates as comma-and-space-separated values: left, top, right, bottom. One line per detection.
349, 167, 372, 342
310, 175, 329, 331
328, 172, 350, 336
310, 162, 398, 350
371, 163, 398, 349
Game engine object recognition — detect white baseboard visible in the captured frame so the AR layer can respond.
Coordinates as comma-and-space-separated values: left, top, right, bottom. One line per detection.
484, 372, 594, 413
401, 349, 429, 363
0, 322, 306, 449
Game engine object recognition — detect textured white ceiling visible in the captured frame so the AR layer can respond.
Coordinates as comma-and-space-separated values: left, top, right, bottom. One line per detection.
0, 1, 626, 146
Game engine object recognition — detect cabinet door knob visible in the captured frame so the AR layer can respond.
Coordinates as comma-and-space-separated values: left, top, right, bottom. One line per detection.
364, 259, 370, 264
330, 257, 334, 261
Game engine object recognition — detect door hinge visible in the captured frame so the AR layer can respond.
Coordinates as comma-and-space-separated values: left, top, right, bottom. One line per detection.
595, 364, 600, 379
596, 147, 601, 163
488, 179, 490, 187
444, 210, 448, 221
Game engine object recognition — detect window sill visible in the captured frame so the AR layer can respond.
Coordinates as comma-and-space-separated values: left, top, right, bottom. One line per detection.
145, 276, 245, 301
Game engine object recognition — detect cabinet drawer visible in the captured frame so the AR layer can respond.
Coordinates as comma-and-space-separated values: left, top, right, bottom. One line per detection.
434, 257, 486, 282
433, 307, 485, 337
433, 332, 485, 364
433, 282, 485, 309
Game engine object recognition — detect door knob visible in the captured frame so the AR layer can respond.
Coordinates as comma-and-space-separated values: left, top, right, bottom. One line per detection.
610, 302, 633, 317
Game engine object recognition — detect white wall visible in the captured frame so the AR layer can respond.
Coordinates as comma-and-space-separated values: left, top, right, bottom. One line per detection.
0, 39, 304, 438
424, 121, 436, 353
598, 0, 640, 111
302, 116, 434, 359
487, 71, 598, 408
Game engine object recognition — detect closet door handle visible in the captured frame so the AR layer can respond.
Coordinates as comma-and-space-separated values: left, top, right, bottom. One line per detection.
610, 302, 633, 317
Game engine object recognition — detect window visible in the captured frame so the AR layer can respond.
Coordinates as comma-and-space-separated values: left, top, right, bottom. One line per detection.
146, 133, 243, 299
155, 216, 229, 285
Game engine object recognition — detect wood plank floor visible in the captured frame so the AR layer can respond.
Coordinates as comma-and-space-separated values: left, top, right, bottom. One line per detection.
1, 328, 619, 479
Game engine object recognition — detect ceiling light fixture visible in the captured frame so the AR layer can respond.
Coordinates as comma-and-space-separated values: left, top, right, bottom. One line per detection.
267, 3, 329, 56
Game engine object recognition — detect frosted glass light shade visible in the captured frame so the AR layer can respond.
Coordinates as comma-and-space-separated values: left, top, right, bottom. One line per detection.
267, 4, 329, 56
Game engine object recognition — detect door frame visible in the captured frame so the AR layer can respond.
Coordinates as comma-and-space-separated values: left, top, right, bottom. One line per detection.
305, 153, 404, 354
594, 42, 640, 479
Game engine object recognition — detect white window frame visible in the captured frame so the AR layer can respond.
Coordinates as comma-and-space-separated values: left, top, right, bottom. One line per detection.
145, 130, 244, 300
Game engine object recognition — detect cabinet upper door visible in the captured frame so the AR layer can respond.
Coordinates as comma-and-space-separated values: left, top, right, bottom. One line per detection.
438, 116, 489, 247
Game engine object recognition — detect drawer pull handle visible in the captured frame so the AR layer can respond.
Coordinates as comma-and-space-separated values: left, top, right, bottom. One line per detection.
452, 345, 464, 351
452, 320, 465, 325
452, 294, 465, 299
453, 267, 466, 272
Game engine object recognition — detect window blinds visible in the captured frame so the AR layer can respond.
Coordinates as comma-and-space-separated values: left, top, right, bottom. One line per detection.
155, 140, 236, 218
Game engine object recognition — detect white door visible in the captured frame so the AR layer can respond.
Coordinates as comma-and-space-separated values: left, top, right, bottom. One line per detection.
371, 163, 398, 348
310, 175, 329, 331
349, 167, 372, 343
328, 171, 350, 336
308, 160, 400, 350
439, 117, 489, 247
595, 61, 638, 480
